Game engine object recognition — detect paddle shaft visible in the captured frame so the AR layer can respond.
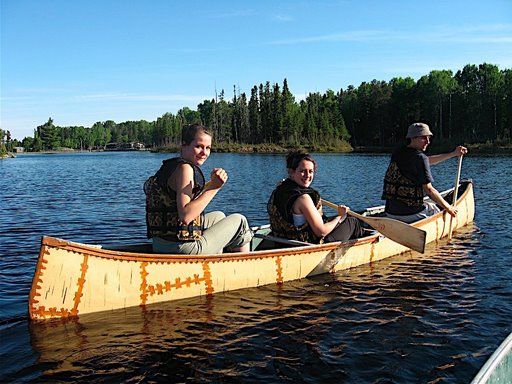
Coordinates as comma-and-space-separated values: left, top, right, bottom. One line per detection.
322, 200, 382, 223
448, 155, 463, 239
205, 179, 426, 251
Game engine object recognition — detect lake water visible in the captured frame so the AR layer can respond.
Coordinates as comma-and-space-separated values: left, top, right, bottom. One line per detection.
1, 151, 511, 383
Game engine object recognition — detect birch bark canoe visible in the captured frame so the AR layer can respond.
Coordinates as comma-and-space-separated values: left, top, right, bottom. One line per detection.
29, 180, 475, 320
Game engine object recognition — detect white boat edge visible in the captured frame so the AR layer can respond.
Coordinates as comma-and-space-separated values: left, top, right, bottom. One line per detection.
471, 332, 512, 384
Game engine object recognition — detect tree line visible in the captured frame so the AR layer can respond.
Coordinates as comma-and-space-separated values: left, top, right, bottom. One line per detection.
3, 62, 511, 153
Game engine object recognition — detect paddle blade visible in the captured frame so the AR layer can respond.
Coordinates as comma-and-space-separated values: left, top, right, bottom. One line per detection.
349, 211, 426, 253
321, 198, 427, 253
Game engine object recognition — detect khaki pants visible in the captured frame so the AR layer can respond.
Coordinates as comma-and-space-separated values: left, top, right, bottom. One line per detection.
152, 211, 253, 254
385, 202, 441, 224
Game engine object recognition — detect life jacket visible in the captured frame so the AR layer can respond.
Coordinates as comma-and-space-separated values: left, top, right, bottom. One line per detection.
144, 157, 205, 241
381, 160, 424, 207
267, 178, 324, 244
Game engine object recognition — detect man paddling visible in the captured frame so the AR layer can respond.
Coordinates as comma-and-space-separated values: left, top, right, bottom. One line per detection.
382, 122, 467, 223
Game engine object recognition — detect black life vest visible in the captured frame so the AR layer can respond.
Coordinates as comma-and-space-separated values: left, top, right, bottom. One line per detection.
144, 157, 205, 241
381, 160, 424, 207
267, 178, 324, 244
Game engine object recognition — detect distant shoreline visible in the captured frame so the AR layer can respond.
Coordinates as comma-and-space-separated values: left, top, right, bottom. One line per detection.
4, 143, 512, 157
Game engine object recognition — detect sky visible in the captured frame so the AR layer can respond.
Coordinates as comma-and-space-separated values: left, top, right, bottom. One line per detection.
1, 0, 511, 141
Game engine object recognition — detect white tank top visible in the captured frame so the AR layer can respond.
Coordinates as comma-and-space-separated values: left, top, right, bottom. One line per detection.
293, 213, 306, 226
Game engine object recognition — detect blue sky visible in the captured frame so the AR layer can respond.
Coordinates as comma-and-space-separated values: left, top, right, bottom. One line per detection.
2, 0, 511, 141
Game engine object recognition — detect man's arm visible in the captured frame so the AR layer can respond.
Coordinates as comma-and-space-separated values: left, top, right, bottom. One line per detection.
422, 183, 457, 217
428, 145, 467, 165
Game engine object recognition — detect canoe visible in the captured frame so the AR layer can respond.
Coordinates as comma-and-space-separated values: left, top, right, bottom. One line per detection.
471, 332, 512, 384
28, 180, 475, 320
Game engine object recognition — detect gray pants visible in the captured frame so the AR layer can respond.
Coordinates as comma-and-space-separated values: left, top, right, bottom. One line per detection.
152, 211, 253, 254
385, 202, 441, 224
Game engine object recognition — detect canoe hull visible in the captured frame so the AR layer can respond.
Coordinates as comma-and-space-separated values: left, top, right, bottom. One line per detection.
29, 181, 475, 320
30, 239, 342, 319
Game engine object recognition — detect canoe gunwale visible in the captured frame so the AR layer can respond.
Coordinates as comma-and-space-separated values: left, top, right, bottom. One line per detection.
37, 179, 475, 266
406, 178, 473, 228
41, 234, 376, 263
40, 179, 472, 263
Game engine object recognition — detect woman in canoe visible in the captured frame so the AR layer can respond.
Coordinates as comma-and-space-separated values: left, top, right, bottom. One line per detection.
144, 123, 252, 254
268, 150, 365, 244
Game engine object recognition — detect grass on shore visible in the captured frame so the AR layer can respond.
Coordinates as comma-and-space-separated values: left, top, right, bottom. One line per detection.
5, 140, 512, 156
153, 139, 355, 154
153, 141, 512, 155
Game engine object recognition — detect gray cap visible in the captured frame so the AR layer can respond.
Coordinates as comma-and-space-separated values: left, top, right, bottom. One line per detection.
406, 123, 433, 138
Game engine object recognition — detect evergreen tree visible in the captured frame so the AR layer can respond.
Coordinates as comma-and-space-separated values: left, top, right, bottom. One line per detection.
37, 118, 60, 150
388, 77, 417, 141
280, 78, 297, 144
500, 69, 512, 140
248, 86, 261, 144
271, 83, 282, 143
259, 82, 272, 143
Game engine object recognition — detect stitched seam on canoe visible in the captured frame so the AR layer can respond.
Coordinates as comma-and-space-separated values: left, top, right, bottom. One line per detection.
275, 256, 283, 284
71, 254, 88, 317
140, 261, 149, 306
28, 245, 50, 319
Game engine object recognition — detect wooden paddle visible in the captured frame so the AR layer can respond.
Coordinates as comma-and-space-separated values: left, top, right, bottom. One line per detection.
448, 155, 464, 239
321, 199, 427, 253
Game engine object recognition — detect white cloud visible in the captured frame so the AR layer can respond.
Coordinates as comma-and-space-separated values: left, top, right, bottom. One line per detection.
74, 93, 211, 103
268, 23, 512, 45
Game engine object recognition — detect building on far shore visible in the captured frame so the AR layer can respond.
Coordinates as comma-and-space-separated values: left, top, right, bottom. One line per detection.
104, 142, 145, 151
13, 147, 24, 153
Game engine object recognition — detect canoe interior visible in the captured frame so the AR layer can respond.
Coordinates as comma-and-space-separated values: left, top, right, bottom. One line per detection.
28, 180, 473, 320
102, 180, 471, 254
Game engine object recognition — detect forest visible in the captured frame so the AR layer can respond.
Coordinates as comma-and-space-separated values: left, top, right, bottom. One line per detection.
2, 62, 511, 154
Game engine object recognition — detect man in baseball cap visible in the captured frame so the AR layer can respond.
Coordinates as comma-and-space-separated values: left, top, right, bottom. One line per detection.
382, 122, 467, 223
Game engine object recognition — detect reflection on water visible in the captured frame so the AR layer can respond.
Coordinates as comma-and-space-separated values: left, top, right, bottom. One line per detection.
1, 153, 511, 383
8, 226, 496, 383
